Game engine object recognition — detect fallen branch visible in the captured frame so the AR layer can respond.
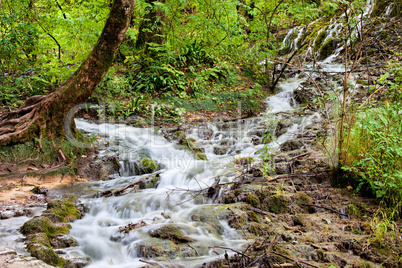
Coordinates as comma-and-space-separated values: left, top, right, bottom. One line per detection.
103, 170, 165, 197
301, 204, 349, 217
267, 251, 319, 268
272, 264, 298, 268
287, 152, 310, 162
139, 259, 163, 267
247, 207, 277, 218
212, 246, 251, 259
187, 244, 200, 256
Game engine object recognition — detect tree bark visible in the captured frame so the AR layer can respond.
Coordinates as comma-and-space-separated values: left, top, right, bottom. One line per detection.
135, 0, 165, 53
0, 0, 136, 145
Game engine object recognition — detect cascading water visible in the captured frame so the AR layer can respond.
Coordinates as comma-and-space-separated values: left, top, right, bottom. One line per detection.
56, 75, 312, 267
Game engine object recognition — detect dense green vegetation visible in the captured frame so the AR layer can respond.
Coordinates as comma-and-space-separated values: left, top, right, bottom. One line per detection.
0, 0, 344, 120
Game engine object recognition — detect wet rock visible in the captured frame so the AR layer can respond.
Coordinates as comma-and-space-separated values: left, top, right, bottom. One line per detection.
275, 119, 294, 137
50, 235, 78, 249
63, 255, 92, 268
234, 157, 254, 165
0, 245, 54, 268
140, 158, 157, 174
139, 174, 160, 189
190, 206, 232, 235
262, 195, 288, 214
275, 162, 290, 174
0, 211, 15, 219
217, 121, 238, 130
91, 155, 120, 181
280, 139, 304, 151
197, 128, 214, 139
213, 145, 228, 155
26, 233, 65, 267
149, 224, 196, 243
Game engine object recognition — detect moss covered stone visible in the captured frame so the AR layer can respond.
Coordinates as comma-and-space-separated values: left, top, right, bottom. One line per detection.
20, 216, 69, 238
262, 195, 288, 214
190, 207, 228, 235
149, 224, 196, 243
318, 38, 336, 60
141, 158, 158, 173
47, 195, 81, 223
223, 193, 236, 204
246, 193, 260, 208
195, 152, 208, 160
314, 29, 327, 52
234, 157, 254, 165
21, 195, 83, 267
27, 241, 66, 267
247, 210, 260, 223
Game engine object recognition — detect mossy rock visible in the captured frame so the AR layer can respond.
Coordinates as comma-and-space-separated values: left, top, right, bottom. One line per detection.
195, 152, 208, 160
181, 138, 207, 160
149, 224, 196, 243
234, 157, 254, 165
222, 192, 236, 204
247, 210, 260, 223
314, 29, 327, 52
247, 222, 264, 236
294, 192, 312, 206
318, 38, 336, 60
245, 193, 260, 208
21, 196, 84, 267
47, 195, 81, 223
26, 233, 66, 267
173, 131, 186, 140
20, 216, 69, 238
262, 195, 288, 214
190, 208, 226, 235
28, 242, 66, 267
140, 174, 160, 189
141, 158, 158, 173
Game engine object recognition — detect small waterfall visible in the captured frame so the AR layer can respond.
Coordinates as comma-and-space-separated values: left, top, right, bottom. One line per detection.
383, 3, 394, 17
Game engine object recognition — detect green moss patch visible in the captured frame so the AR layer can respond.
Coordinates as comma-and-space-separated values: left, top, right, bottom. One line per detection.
20, 195, 82, 267
149, 224, 196, 243
141, 158, 158, 173
262, 195, 288, 214
47, 195, 81, 223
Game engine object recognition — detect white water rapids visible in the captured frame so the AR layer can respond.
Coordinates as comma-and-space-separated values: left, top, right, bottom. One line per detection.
65, 79, 307, 267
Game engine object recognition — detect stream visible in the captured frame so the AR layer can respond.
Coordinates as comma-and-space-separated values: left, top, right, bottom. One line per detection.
60, 75, 317, 268
0, 4, 378, 265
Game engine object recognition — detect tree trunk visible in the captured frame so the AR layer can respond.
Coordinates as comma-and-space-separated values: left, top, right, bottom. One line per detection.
0, 0, 136, 145
135, 0, 165, 53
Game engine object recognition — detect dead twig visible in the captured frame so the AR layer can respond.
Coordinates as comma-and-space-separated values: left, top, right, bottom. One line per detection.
301, 204, 349, 217
247, 207, 277, 218
104, 170, 165, 197
267, 251, 319, 268
187, 244, 200, 256
139, 259, 164, 267
213, 246, 251, 259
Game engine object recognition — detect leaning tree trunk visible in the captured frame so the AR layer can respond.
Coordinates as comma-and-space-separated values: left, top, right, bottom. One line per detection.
0, 0, 136, 145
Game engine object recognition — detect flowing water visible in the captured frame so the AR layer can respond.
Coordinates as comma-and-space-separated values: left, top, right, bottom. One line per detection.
64, 79, 307, 267
0, 3, 378, 265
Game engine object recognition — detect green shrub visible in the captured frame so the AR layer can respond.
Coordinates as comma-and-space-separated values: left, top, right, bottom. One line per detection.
343, 102, 402, 212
